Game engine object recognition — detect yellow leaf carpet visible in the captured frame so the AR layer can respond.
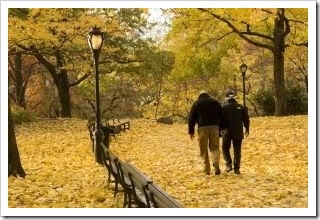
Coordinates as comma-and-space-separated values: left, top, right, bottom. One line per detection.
9, 115, 308, 208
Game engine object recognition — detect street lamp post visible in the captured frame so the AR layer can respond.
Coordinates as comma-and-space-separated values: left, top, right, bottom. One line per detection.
88, 27, 104, 165
240, 63, 247, 108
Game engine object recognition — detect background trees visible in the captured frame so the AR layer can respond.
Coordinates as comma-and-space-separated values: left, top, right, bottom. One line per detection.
9, 8, 157, 118
8, 8, 308, 121
165, 8, 308, 116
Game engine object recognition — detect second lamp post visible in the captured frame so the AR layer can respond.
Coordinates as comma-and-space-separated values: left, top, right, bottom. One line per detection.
240, 63, 248, 108
88, 27, 104, 165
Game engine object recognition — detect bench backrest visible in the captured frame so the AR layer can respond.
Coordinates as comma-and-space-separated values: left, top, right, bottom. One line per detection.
113, 157, 130, 187
103, 148, 119, 178
147, 183, 183, 208
102, 149, 182, 208
122, 162, 153, 207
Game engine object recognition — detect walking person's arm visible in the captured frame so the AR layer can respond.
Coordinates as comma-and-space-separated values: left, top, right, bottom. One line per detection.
218, 102, 227, 135
188, 103, 198, 140
242, 107, 250, 137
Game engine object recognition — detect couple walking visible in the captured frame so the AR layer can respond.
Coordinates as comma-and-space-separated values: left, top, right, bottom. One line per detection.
188, 90, 250, 175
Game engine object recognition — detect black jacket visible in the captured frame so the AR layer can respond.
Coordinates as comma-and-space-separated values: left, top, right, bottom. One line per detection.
188, 93, 225, 135
222, 98, 250, 140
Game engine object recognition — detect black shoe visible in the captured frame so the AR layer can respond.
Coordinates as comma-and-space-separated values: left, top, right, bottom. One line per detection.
214, 167, 221, 176
234, 170, 240, 175
226, 165, 232, 172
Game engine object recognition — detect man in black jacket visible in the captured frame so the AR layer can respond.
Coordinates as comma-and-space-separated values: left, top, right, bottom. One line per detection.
222, 90, 250, 175
188, 91, 225, 175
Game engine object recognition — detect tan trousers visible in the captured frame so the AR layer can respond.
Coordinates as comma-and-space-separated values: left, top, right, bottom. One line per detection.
197, 126, 220, 172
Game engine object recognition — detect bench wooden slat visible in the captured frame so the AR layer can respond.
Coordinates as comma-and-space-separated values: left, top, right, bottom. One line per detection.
147, 183, 183, 208
122, 162, 153, 208
107, 118, 130, 132
115, 159, 135, 208
101, 148, 183, 208
102, 148, 122, 197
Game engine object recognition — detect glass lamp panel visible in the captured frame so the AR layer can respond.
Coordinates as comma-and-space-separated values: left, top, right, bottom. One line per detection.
240, 64, 247, 74
91, 35, 103, 50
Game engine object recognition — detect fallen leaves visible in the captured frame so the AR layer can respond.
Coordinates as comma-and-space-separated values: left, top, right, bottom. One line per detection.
8, 115, 308, 208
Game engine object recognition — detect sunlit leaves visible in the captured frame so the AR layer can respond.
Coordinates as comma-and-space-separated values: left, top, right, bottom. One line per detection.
9, 116, 307, 208
165, 8, 308, 83
111, 115, 308, 208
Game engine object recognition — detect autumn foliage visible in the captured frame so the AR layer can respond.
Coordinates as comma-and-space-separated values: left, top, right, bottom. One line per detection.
9, 115, 307, 208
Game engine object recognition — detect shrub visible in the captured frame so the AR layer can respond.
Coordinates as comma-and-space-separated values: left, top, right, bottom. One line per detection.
286, 86, 308, 115
11, 106, 36, 124
156, 116, 173, 124
253, 86, 308, 116
253, 88, 275, 116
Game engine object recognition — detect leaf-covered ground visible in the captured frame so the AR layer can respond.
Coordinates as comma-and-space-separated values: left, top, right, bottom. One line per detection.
9, 115, 308, 208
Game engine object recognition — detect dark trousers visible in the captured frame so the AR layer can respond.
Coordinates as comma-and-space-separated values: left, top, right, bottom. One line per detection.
222, 137, 242, 171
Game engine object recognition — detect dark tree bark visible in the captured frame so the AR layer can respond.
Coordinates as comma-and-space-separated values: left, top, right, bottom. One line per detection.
33, 50, 89, 118
9, 53, 29, 109
273, 9, 288, 116
8, 101, 26, 178
55, 70, 72, 118
16, 45, 90, 118
14, 53, 27, 109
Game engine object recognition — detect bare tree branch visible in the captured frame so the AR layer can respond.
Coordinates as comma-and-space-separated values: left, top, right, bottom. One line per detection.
100, 59, 143, 64
201, 31, 233, 47
289, 57, 307, 76
261, 9, 274, 15
68, 73, 91, 87
288, 19, 308, 26
281, 9, 291, 37
290, 42, 308, 47
240, 24, 274, 41
198, 8, 274, 52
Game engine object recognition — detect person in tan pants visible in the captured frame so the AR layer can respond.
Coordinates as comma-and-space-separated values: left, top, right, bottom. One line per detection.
188, 91, 225, 175
197, 126, 221, 175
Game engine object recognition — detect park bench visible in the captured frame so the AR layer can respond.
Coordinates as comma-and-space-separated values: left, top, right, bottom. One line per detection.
102, 148, 123, 197
87, 122, 117, 151
113, 158, 134, 207
120, 162, 183, 208
113, 118, 130, 132
102, 149, 151, 208
102, 148, 183, 208
121, 162, 153, 208
102, 119, 121, 138
105, 118, 130, 134
147, 183, 183, 208
102, 148, 133, 207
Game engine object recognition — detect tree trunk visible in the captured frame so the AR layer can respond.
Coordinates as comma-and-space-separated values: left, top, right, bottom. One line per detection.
273, 51, 287, 116
8, 101, 26, 178
273, 9, 288, 116
14, 53, 26, 109
304, 75, 308, 93
154, 82, 162, 120
56, 70, 72, 118
35, 53, 72, 118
